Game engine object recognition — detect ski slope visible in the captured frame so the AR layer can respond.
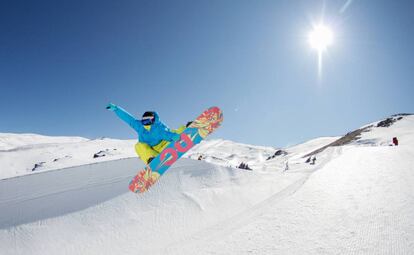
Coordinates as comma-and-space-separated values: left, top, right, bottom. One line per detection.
0, 158, 140, 229
0, 133, 136, 179
0, 115, 413, 254
0, 158, 309, 255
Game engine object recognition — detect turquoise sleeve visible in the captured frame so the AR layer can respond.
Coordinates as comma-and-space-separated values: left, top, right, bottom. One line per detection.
113, 106, 142, 132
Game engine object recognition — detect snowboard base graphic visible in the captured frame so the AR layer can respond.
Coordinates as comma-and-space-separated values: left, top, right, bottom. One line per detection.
129, 106, 223, 193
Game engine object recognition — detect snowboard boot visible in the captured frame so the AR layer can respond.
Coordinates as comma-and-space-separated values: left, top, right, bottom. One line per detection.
147, 157, 155, 164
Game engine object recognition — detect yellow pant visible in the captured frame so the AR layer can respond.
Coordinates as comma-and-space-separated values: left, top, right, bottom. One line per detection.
135, 125, 186, 164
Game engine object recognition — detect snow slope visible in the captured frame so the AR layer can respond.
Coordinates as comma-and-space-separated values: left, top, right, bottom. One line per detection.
0, 114, 413, 254
0, 132, 336, 179
0, 158, 308, 255
0, 157, 140, 229
184, 142, 414, 254
0, 134, 135, 179
187, 136, 339, 172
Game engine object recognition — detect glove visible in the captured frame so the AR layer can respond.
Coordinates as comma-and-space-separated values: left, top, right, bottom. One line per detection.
106, 103, 117, 111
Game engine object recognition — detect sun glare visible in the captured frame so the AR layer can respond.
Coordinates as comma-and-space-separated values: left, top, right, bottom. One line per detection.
308, 23, 334, 78
308, 24, 333, 52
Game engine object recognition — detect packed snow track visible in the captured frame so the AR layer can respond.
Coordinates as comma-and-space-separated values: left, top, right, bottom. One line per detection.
0, 157, 310, 255
0, 158, 141, 229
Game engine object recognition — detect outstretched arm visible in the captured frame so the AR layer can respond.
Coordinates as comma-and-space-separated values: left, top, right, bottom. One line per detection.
106, 103, 141, 132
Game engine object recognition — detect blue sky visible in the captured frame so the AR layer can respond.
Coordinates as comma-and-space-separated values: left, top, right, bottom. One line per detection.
1, 0, 413, 147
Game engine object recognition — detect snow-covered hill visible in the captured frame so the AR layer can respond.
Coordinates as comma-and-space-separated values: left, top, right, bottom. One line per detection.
0, 132, 336, 179
0, 134, 136, 179
0, 114, 413, 254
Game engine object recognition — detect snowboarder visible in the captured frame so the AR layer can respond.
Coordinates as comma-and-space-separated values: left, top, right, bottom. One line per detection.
106, 103, 187, 164
393, 137, 399, 146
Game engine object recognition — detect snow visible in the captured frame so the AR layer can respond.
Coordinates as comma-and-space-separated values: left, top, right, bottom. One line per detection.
186, 136, 339, 172
0, 132, 337, 179
187, 145, 414, 254
0, 115, 413, 254
0, 134, 136, 179
356, 114, 414, 146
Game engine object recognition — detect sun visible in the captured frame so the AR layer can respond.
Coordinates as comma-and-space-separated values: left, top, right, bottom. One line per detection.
308, 24, 333, 52
308, 23, 334, 78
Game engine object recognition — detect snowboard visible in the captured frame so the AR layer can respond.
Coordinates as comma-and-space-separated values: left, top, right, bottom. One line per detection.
128, 106, 223, 193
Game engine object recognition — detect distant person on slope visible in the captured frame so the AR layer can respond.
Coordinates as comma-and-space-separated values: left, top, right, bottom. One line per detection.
106, 103, 187, 164
393, 137, 399, 146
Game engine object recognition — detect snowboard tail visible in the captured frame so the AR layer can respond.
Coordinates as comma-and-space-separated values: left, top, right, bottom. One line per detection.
129, 106, 223, 193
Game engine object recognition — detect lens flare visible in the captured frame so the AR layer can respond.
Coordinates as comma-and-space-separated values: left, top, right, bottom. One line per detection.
308, 24, 333, 52
308, 23, 334, 78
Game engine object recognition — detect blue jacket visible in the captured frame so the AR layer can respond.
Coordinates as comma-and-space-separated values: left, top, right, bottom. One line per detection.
113, 106, 179, 146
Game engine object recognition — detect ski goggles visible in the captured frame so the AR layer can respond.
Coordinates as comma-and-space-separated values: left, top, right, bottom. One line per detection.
141, 116, 155, 125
